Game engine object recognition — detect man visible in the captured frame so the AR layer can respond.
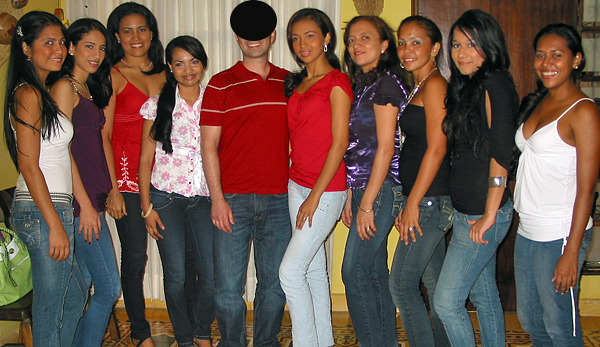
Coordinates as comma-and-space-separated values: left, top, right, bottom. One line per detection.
200, 2, 291, 346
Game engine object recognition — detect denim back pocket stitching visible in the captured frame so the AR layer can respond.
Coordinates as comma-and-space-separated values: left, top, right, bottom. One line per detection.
438, 198, 454, 232
391, 185, 404, 218
12, 215, 41, 250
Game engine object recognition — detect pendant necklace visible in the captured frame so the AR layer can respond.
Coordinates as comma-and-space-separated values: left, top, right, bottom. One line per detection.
120, 58, 153, 72
71, 75, 93, 100
406, 67, 438, 104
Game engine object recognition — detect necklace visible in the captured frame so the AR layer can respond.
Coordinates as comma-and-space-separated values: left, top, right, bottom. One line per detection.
71, 75, 92, 100
406, 67, 438, 104
120, 58, 153, 72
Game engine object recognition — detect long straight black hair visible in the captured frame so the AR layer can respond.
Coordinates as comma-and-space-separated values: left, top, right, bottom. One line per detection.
442, 9, 514, 157
4, 11, 68, 170
47, 18, 113, 109
284, 8, 340, 97
106, 2, 165, 75
151, 36, 208, 154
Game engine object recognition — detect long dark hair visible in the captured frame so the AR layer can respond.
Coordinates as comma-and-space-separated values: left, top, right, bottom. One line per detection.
106, 1, 165, 74
151, 36, 208, 154
442, 9, 513, 157
517, 23, 586, 127
47, 18, 113, 108
343, 16, 405, 85
3, 11, 68, 170
284, 8, 340, 97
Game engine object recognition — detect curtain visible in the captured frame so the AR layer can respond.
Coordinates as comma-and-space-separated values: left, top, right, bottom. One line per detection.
69, 0, 341, 302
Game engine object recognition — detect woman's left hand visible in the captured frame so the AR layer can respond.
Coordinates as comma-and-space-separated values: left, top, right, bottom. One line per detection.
468, 214, 495, 244
79, 205, 101, 243
296, 195, 319, 230
553, 252, 579, 295
356, 209, 377, 240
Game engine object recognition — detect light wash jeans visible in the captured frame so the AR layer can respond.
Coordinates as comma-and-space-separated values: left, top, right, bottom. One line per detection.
389, 195, 453, 347
11, 192, 87, 347
515, 228, 593, 347
213, 193, 291, 347
73, 213, 121, 347
279, 180, 346, 347
434, 200, 513, 347
342, 182, 402, 347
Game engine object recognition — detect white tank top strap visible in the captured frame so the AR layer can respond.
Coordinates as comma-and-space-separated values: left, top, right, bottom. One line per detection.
556, 97, 594, 122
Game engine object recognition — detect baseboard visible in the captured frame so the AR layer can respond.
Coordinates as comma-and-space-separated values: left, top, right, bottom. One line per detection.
116, 296, 600, 316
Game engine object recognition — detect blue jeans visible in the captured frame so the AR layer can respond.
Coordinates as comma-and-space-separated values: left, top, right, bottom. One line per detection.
389, 195, 452, 347
279, 180, 346, 347
341, 182, 401, 347
515, 228, 593, 347
73, 213, 121, 347
151, 186, 215, 346
213, 193, 291, 347
114, 192, 151, 341
434, 200, 513, 347
11, 194, 87, 347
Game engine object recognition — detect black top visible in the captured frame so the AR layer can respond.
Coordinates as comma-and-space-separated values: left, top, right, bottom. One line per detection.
399, 104, 450, 197
449, 71, 518, 215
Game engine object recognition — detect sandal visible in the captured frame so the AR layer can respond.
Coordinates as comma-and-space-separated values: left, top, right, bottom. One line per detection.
132, 337, 155, 347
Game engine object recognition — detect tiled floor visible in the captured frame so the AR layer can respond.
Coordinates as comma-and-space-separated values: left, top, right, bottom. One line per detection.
100, 308, 600, 347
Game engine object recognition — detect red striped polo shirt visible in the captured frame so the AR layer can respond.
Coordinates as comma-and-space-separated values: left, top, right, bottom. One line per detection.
200, 61, 289, 194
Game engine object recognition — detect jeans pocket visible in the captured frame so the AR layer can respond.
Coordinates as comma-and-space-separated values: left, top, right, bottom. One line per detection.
391, 185, 404, 218
438, 198, 454, 232
151, 191, 173, 210
61, 208, 74, 226
418, 199, 434, 225
11, 214, 41, 250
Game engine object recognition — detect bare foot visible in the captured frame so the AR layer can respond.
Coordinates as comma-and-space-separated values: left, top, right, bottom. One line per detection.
132, 337, 156, 347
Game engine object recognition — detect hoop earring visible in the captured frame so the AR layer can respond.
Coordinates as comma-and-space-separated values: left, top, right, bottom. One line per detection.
400, 61, 404, 69
26, 56, 31, 62
324, 44, 328, 52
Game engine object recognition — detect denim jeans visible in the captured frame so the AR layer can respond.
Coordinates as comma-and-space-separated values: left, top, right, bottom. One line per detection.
114, 192, 151, 341
434, 200, 513, 347
389, 195, 453, 347
279, 180, 346, 347
151, 186, 215, 346
341, 181, 401, 347
73, 213, 121, 347
213, 193, 291, 347
11, 194, 87, 347
515, 228, 593, 347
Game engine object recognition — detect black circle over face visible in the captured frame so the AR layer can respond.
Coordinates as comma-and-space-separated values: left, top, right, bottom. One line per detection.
230, 0, 277, 41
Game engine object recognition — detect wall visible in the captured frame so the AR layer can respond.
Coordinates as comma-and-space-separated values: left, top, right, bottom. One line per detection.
0, 0, 59, 190
330, 0, 411, 296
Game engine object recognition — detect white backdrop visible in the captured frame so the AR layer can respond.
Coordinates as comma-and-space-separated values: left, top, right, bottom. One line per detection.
66, 0, 341, 302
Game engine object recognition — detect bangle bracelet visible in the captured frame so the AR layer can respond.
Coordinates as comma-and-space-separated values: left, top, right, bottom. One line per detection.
488, 176, 507, 188
358, 205, 373, 213
141, 203, 154, 218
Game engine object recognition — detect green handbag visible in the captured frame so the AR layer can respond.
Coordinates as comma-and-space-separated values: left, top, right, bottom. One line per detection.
0, 225, 33, 306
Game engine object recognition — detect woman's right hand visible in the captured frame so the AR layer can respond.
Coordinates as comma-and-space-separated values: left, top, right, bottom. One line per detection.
145, 210, 164, 240
397, 204, 422, 244
105, 189, 127, 219
48, 225, 70, 262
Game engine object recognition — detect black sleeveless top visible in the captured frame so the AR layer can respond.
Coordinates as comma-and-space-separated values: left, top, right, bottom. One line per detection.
399, 104, 450, 197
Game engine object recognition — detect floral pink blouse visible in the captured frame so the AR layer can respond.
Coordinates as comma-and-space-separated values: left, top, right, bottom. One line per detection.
140, 85, 209, 197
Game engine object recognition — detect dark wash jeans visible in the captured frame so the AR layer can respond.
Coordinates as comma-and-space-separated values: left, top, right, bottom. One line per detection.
213, 193, 291, 347
151, 186, 215, 346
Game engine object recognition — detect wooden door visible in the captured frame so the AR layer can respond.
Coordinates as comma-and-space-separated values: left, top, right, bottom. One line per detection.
413, 0, 580, 311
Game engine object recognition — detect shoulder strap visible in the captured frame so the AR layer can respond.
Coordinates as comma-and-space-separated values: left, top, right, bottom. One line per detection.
556, 97, 594, 122
113, 66, 131, 83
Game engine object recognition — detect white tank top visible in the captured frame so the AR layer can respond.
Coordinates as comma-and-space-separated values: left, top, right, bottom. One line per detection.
514, 97, 594, 242
15, 113, 74, 195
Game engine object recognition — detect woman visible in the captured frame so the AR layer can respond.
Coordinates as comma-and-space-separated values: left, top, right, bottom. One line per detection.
433, 9, 518, 347
514, 23, 600, 346
389, 15, 451, 347
341, 15, 407, 347
138, 35, 213, 347
48, 18, 120, 347
278, 8, 352, 347
3, 11, 86, 347
104, 3, 166, 346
